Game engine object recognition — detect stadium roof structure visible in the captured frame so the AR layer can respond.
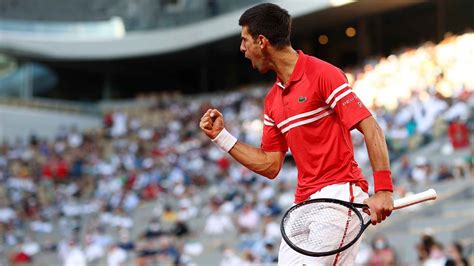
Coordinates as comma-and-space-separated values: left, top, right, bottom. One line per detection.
0, 0, 419, 60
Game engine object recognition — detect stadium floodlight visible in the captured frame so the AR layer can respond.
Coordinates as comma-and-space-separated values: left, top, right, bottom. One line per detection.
329, 0, 356, 7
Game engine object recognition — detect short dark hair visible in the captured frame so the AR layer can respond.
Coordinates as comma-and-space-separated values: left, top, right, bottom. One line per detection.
239, 3, 291, 48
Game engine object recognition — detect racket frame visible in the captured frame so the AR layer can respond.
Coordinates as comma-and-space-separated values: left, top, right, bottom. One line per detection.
280, 188, 437, 257
280, 198, 370, 257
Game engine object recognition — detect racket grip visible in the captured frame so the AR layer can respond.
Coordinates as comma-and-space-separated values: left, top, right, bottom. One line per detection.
393, 188, 437, 210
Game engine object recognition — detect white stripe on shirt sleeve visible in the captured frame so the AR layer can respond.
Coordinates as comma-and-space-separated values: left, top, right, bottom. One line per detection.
263, 120, 275, 126
325, 83, 349, 104
330, 89, 352, 109
264, 114, 274, 122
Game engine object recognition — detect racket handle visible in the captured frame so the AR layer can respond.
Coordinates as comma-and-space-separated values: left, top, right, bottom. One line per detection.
393, 188, 437, 210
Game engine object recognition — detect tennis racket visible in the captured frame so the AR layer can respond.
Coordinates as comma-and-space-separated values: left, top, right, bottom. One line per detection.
280, 188, 437, 257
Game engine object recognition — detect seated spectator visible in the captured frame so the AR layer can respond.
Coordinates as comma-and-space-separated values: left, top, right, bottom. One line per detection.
452, 159, 468, 179
368, 234, 397, 266
220, 246, 244, 266
257, 198, 281, 217
144, 219, 163, 239
237, 203, 260, 234
204, 202, 234, 235
436, 164, 454, 182
9, 243, 32, 265
446, 241, 469, 266
261, 215, 280, 242
416, 234, 436, 264
412, 157, 431, 185
63, 240, 86, 266
448, 117, 470, 150
261, 241, 278, 264
157, 237, 181, 265
107, 244, 127, 266
0, 203, 16, 224
173, 219, 189, 238
161, 205, 178, 230
135, 237, 159, 265
395, 155, 413, 184
424, 241, 448, 266
117, 231, 135, 252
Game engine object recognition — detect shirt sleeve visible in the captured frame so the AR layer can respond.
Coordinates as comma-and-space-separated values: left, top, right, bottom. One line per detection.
318, 66, 372, 130
261, 103, 288, 152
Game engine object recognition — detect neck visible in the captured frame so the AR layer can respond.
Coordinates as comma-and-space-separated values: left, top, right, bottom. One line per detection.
270, 47, 299, 85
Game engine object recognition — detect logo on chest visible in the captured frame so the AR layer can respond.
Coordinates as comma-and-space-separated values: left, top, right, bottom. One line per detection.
298, 96, 308, 103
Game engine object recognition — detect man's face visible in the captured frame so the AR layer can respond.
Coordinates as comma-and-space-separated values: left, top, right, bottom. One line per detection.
240, 26, 269, 73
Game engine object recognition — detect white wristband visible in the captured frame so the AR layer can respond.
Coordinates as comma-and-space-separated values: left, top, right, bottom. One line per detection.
212, 128, 237, 152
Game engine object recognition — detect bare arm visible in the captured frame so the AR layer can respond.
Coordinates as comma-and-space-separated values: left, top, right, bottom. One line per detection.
229, 142, 285, 179
356, 116, 390, 171
355, 116, 394, 224
199, 108, 285, 179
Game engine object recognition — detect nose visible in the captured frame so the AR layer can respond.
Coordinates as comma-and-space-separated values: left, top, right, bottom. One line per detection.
240, 41, 246, 54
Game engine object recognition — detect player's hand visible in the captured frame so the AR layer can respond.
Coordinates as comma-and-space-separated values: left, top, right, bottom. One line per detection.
199, 109, 225, 139
363, 191, 393, 225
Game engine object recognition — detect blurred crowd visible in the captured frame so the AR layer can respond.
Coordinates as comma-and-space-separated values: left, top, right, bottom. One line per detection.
0, 33, 473, 266
355, 234, 471, 266
349, 33, 473, 164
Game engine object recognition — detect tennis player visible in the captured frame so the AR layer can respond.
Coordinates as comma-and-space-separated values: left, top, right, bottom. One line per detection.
199, 3, 394, 265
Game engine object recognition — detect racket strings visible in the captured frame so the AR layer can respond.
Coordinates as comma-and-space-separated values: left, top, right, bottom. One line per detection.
283, 202, 363, 253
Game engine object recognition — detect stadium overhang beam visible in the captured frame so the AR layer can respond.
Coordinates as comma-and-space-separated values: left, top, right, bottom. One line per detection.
0, 0, 420, 61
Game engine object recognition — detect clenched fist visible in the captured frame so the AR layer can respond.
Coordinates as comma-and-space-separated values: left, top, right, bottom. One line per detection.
199, 109, 225, 139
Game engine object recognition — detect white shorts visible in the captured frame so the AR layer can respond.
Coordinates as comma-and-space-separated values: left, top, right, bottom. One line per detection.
278, 182, 369, 266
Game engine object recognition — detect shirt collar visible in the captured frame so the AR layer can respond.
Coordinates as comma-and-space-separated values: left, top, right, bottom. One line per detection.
275, 50, 307, 90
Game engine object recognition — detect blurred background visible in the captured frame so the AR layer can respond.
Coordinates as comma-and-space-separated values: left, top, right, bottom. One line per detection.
0, 0, 473, 265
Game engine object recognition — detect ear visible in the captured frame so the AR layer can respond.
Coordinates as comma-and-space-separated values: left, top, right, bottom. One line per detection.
257, 35, 268, 48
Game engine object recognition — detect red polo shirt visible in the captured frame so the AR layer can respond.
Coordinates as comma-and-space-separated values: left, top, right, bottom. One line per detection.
262, 51, 371, 203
